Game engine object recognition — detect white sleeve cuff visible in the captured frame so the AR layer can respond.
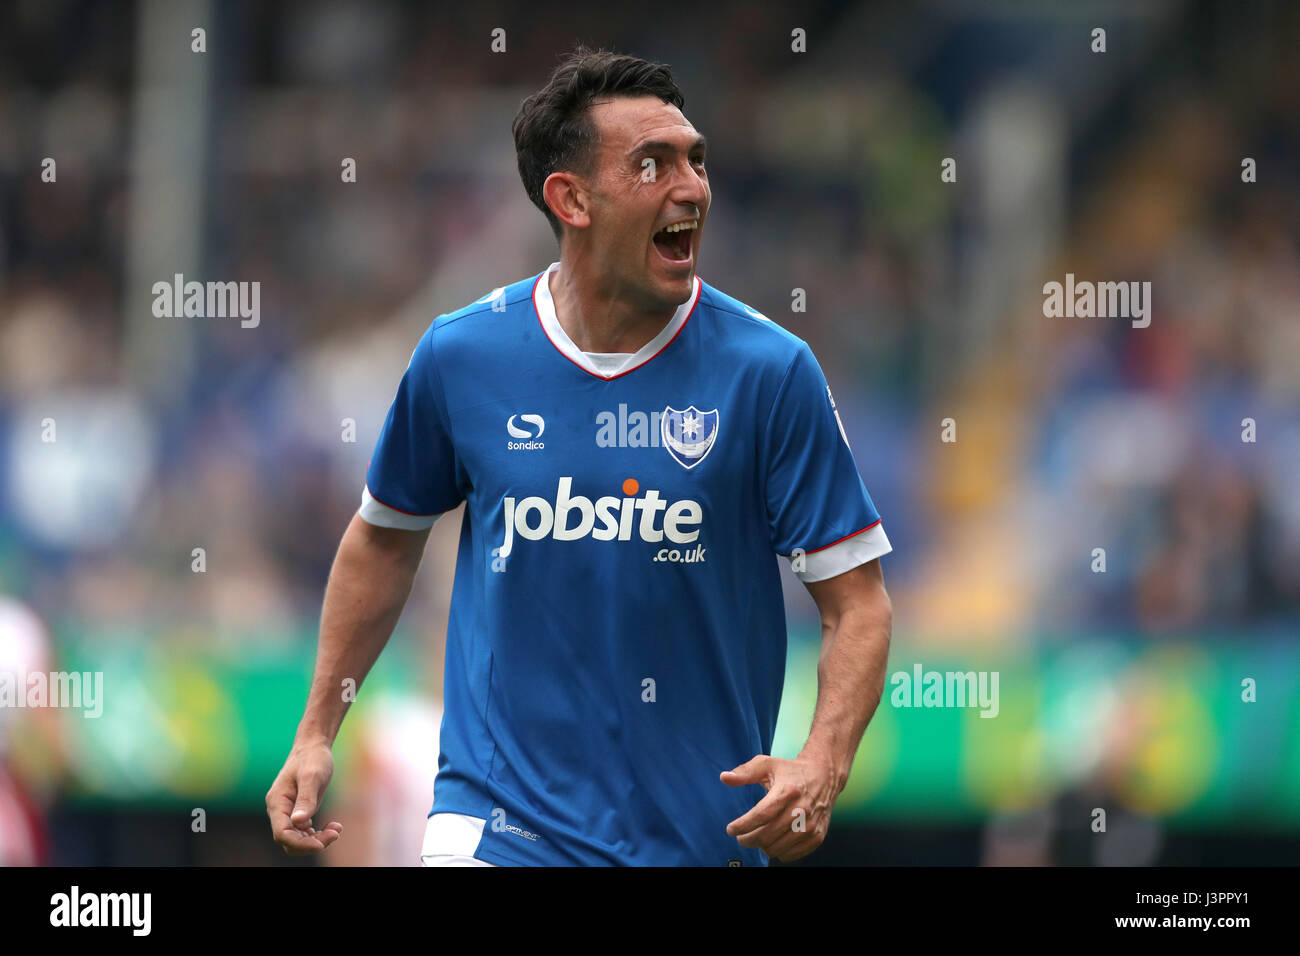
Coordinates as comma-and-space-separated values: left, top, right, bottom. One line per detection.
790, 522, 891, 582
358, 485, 442, 530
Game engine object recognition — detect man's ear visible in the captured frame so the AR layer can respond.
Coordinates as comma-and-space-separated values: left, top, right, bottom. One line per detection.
543, 171, 591, 231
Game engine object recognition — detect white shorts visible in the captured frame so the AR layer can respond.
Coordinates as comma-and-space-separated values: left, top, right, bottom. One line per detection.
420, 812, 498, 867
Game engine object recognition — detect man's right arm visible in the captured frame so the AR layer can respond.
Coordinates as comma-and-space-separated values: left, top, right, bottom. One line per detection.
265, 512, 431, 855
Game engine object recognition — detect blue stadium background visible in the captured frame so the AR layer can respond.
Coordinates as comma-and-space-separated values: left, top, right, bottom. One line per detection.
0, 0, 1297, 864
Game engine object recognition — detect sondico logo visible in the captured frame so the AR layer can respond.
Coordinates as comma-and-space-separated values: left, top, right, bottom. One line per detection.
496, 476, 706, 564
507, 414, 545, 450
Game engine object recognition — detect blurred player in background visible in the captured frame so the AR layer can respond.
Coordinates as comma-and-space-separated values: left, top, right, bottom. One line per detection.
0, 595, 66, 866
267, 46, 893, 866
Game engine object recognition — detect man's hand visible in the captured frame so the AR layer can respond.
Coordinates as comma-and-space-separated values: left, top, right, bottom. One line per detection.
723, 558, 891, 864
266, 738, 343, 855
721, 751, 840, 862
265, 514, 430, 856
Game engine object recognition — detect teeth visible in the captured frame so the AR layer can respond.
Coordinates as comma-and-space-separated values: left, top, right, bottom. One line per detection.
662, 220, 699, 234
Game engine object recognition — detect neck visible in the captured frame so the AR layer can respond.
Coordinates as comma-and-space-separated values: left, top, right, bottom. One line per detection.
549, 254, 680, 354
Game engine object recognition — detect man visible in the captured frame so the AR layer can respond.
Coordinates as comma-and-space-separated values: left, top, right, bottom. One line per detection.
267, 47, 893, 866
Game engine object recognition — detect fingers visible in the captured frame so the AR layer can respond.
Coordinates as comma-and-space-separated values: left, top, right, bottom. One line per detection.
763, 814, 822, 862
724, 784, 785, 838
720, 753, 773, 788
725, 773, 827, 859
277, 826, 328, 855
316, 821, 344, 849
282, 820, 344, 855
732, 807, 791, 850
290, 769, 327, 826
273, 817, 343, 855
267, 785, 298, 841
267, 776, 342, 855
735, 805, 823, 861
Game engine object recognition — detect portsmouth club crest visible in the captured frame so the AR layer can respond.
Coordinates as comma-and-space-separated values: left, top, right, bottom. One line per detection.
661, 405, 719, 469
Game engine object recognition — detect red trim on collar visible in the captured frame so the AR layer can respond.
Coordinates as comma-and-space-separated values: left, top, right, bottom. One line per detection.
533, 269, 702, 381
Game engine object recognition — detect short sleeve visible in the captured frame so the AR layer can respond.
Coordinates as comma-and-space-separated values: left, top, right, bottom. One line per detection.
359, 327, 463, 530
763, 343, 892, 582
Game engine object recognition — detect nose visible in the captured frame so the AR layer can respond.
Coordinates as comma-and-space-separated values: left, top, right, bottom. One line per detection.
674, 162, 708, 212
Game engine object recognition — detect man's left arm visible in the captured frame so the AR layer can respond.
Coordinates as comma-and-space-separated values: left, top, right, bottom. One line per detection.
722, 557, 892, 861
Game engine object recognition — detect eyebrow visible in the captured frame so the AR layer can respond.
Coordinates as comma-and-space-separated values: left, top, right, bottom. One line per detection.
628, 135, 708, 158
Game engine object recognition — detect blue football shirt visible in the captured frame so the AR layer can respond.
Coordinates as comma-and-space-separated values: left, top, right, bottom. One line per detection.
360, 261, 892, 866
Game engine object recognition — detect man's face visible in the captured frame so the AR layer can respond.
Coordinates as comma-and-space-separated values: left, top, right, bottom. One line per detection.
577, 95, 710, 309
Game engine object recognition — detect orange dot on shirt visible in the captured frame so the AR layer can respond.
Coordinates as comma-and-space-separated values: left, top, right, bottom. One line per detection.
622, 478, 639, 496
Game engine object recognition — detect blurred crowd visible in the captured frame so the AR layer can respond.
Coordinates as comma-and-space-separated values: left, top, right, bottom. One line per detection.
3, 1, 1295, 652
0, 0, 1297, 862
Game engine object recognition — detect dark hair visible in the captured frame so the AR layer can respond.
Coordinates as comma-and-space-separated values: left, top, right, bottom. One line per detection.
513, 46, 685, 241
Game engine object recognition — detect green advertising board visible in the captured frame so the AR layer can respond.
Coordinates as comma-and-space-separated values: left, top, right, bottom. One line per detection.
42, 628, 1300, 829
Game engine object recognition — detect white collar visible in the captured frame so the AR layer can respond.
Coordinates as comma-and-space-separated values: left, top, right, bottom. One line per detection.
532, 261, 700, 380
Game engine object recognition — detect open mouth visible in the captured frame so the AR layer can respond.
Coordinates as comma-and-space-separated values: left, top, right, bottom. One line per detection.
652, 219, 697, 264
